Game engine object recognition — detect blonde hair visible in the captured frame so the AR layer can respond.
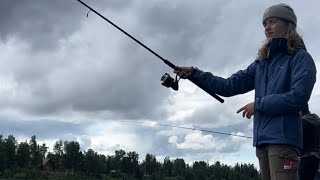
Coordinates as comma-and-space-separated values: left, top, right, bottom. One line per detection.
257, 22, 306, 59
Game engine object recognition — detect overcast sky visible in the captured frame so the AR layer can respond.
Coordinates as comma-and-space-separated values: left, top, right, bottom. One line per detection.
1, 0, 320, 169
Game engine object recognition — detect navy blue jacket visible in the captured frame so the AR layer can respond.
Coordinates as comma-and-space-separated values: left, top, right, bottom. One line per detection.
189, 38, 317, 149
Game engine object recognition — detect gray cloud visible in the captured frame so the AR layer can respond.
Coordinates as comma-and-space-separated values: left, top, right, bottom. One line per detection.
137, 1, 228, 64
0, 0, 80, 50
0, 0, 130, 51
0, 116, 89, 139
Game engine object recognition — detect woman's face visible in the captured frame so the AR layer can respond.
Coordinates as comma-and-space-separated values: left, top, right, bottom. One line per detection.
263, 18, 288, 42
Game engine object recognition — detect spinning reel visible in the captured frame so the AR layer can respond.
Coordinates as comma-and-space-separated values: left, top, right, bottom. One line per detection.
160, 73, 180, 91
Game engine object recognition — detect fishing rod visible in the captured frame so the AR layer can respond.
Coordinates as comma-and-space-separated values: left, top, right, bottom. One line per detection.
121, 120, 253, 139
76, 0, 224, 103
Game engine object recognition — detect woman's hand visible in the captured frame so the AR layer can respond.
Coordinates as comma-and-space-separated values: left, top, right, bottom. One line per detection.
237, 102, 254, 119
173, 66, 194, 79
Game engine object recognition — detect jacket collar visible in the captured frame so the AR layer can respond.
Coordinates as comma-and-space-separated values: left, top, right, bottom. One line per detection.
268, 38, 288, 57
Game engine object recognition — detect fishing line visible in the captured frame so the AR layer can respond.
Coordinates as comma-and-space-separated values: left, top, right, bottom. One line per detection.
121, 120, 253, 139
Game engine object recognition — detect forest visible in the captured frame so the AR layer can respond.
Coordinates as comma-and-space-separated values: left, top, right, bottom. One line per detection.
0, 134, 260, 180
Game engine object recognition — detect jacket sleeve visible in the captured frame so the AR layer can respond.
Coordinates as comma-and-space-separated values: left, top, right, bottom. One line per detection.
255, 51, 317, 115
188, 61, 257, 97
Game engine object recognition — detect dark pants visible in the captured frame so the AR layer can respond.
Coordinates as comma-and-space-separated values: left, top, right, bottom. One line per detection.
298, 155, 320, 180
256, 144, 299, 180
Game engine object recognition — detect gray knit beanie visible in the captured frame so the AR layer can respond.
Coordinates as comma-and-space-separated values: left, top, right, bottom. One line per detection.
262, 3, 297, 26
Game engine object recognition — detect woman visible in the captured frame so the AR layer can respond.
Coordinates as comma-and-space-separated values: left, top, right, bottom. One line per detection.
174, 3, 317, 180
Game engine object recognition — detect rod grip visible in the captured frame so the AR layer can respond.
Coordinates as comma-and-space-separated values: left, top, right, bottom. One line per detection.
163, 59, 176, 69
163, 59, 224, 103
188, 79, 224, 103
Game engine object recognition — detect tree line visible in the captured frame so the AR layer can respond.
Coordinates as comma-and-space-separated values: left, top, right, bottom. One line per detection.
0, 134, 260, 179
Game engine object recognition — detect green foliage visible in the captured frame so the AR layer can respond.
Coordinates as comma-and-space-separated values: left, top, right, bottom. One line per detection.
143, 153, 158, 175
4, 135, 17, 169
0, 134, 260, 180
172, 158, 186, 177
63, 141, 81, 170
29, 135, 42, 168
16, 141, 30, 168
193, 161, 209, 179
0, 135, 6, 171
163, 156, 173, 177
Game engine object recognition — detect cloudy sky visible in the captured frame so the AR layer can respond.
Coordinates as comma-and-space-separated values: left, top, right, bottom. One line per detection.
1, 0, 320, 169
